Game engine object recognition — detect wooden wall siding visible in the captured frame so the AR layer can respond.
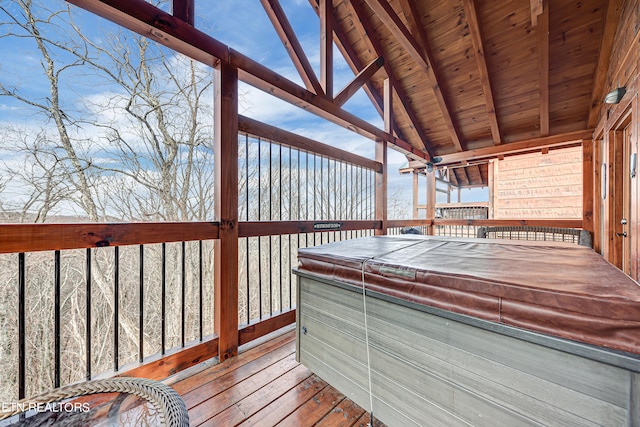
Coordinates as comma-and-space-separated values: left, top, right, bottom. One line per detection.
605, 0, 639, 93
493, 146, 583, 219
296, 276, 640, 427
589, 0, 639, 274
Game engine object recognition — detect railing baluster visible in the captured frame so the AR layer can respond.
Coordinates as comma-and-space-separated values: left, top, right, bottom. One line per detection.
246, 135, 250, 324
199, 240, 203, 342
54, 250, 61, 388
161, 242, 166, 355
86, 248, 92, 381
269, 141, 273, 316
258, 138, 262, 320
139, 244, 144, 363
18, 252, 25, 400
181, 241, 186, 348
114, 246, 119, 372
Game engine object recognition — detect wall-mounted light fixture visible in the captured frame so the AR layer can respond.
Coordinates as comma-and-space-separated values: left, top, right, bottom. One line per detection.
604, 87, 626, 104
425, 156, 443, 173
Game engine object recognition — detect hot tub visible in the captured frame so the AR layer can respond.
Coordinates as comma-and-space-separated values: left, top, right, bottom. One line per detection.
294, 235, 640, 426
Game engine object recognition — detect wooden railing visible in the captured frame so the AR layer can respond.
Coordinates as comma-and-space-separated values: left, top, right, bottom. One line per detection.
0, 215, 585, 402
0, 111, 585, 403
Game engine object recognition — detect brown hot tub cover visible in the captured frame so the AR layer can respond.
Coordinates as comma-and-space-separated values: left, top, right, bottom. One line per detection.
297, 235, 640, 355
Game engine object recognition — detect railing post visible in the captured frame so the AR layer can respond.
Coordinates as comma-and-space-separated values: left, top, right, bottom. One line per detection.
426, 169, 436, 235
582, 139, 594, 234
376, 78, 390, 235
214, 61, 239, 360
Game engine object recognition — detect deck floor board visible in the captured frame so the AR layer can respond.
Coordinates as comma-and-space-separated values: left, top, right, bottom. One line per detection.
3, 329, 384, 427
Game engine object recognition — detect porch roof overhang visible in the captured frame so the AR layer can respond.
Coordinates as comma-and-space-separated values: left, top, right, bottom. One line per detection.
66, 0, 620, 186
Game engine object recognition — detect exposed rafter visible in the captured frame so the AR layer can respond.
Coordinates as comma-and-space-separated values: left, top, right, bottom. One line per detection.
438, 130, 592, 166
537, 1, 549, 136
462, 0, 501, 145
307, 0, 384, 117
260, 0, 324, 95
366, 0, 463, 152
348, 0, 434, 157
320, 0, 333, 97
588, 0, 624, 128
67, 0, 430, 162
334, 56, 384, 107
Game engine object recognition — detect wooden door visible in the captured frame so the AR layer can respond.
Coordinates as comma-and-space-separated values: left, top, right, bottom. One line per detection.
622, 123, 632, 274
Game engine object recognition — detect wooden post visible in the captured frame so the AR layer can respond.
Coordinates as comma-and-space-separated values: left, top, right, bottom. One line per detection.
376, 79, 390, 235
582, 139, 594, 233
488, 159, 496, 219
320, 0, 333, 98
413, 171, 419, 219
426, 169, 436, 235
172, 0, 194, 25
214, 62, 239, 361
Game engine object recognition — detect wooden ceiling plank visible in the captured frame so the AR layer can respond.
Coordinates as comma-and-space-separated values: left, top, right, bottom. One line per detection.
462, 0, 501, 145
172, 0, 194, 25
348, 0, 434, 158
260, 0, 324, 95
68, 0, 430, 163
334, 56, 384, 107
320, 0, 333, 97
438, 130, 592, 165
367, 0, 463, 152
537, 2, 550, 136
587, 0, 624, 128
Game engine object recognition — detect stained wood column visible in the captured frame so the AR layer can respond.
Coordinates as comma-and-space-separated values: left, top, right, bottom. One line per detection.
413, 171, 419, 219
582, 139, 594, 234
214, 62, 239, 360
426, 169, 436, 235
376, 79, 390, 235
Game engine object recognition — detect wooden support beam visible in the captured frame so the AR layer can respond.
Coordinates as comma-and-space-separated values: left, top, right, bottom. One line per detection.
488, 160, 496, 219
438, 129, 593, 165
587, 0, 624, 128
320, 0, 333, 97
537, 1, 549, 136
413, 171, 419, 219
530, 0, 543, 27
334, 56, 384, 107
214, 62, 239, 361
260, 0, 324, 95
349, 0, 433, 157
373, 0, 464, 152
238, 115, 381, 172
462, 0, 501, 145
376, 78, 390, 236
67, 0, 430, 163
306, 0, 432, 159
462, 166, 471, 186
172, 0, 194, 25
425, 170, 436, 235
307, 0, 385, 119
582, 139, 594, 233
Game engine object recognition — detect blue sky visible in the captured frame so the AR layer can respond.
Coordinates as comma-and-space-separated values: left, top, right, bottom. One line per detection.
0, 0, 486, 214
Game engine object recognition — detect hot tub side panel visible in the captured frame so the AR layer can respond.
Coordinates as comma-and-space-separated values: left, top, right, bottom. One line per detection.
295, 273, 639, 427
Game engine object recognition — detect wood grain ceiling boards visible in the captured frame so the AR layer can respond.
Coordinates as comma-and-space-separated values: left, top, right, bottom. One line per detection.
326, 0, 608, 185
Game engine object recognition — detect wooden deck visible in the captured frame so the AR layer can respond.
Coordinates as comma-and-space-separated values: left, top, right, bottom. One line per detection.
5, 327, 384, 427
169, 327, 383, 426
